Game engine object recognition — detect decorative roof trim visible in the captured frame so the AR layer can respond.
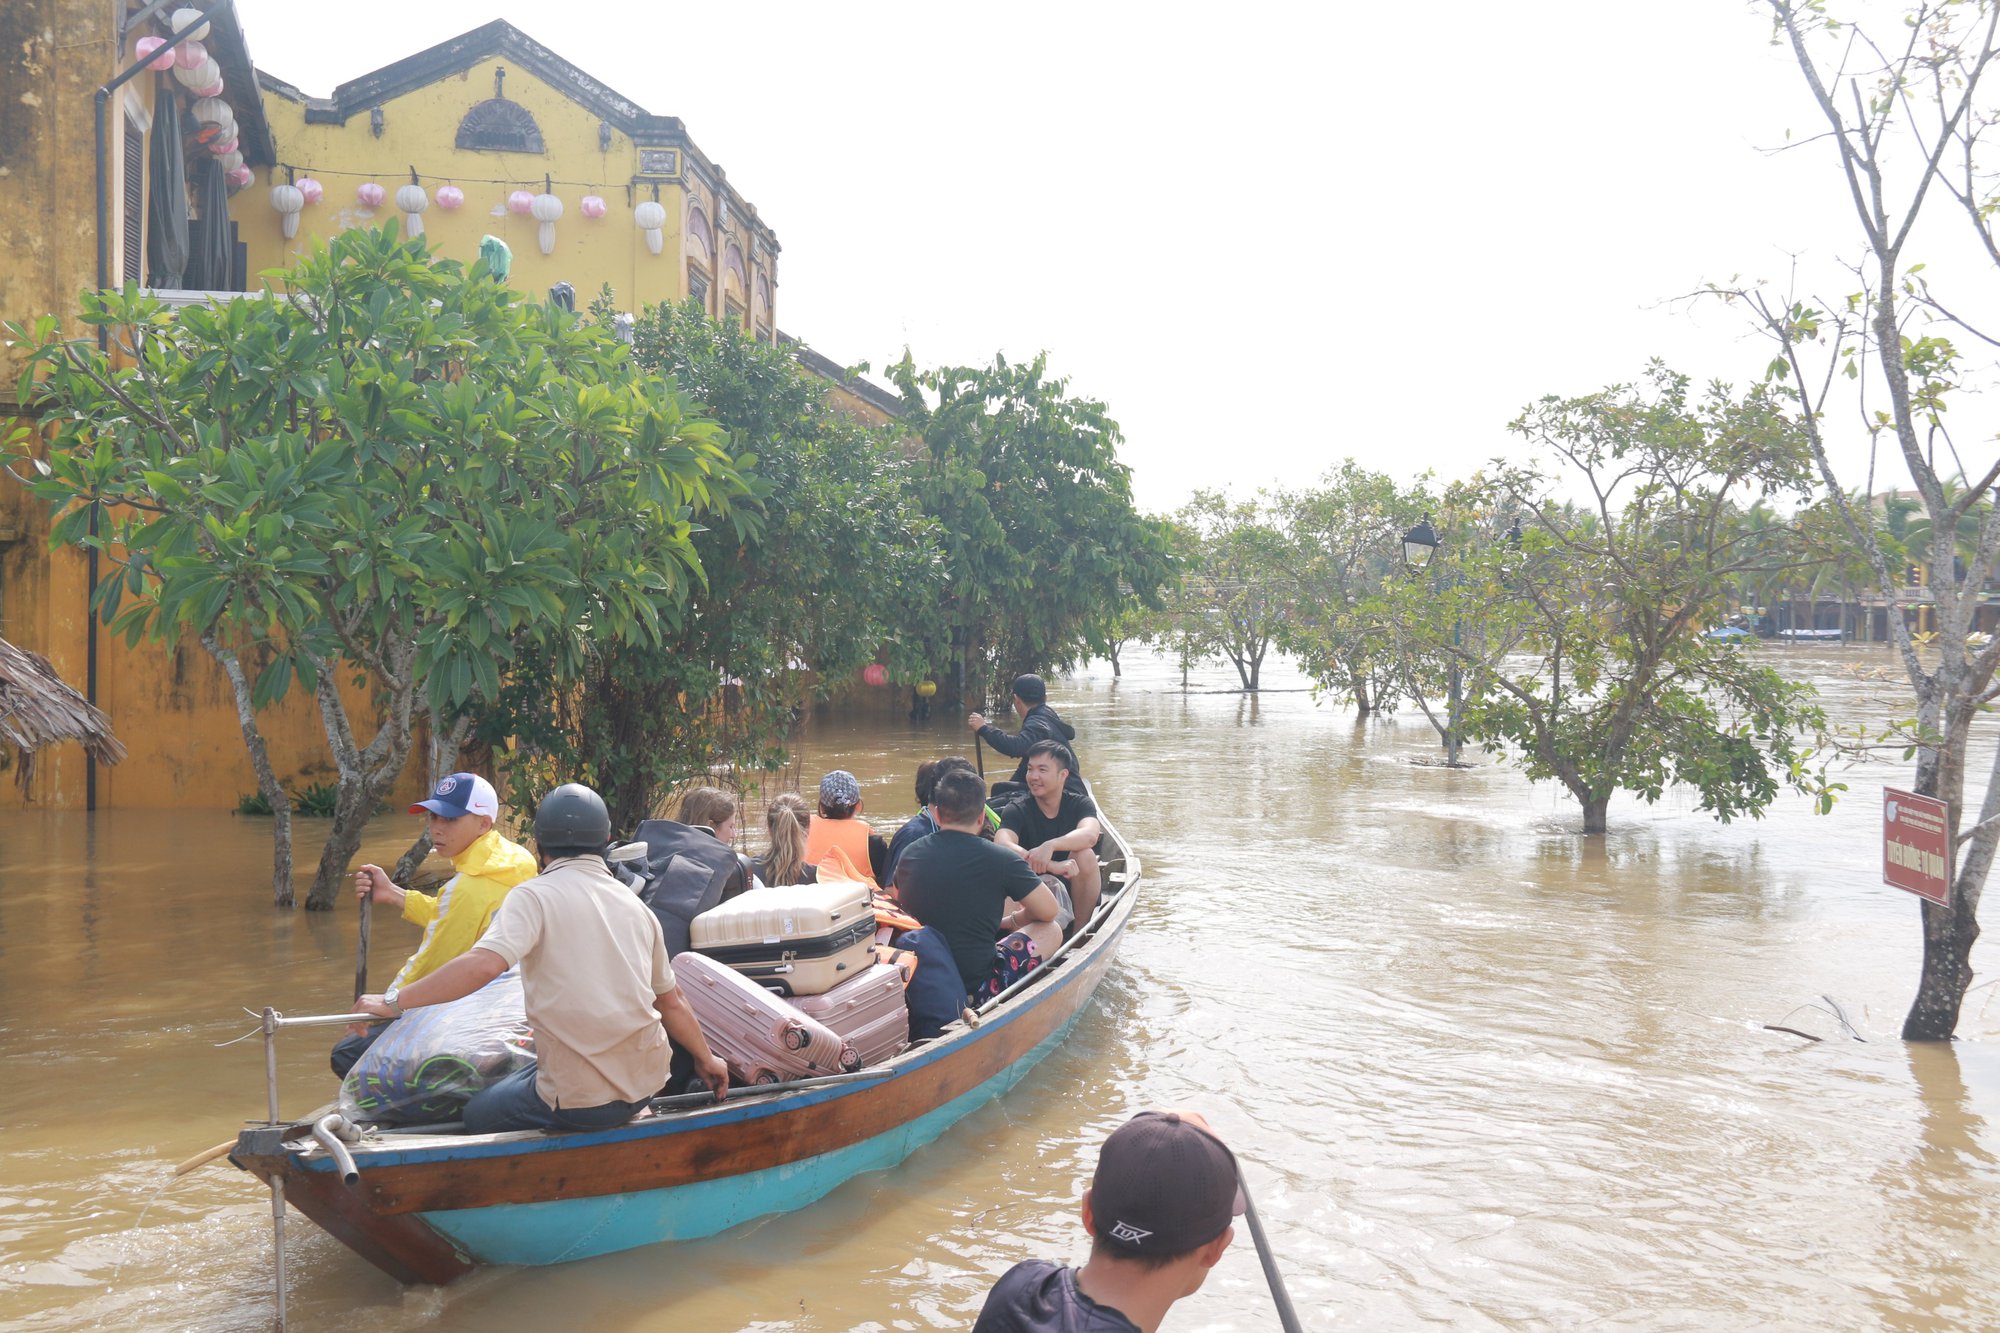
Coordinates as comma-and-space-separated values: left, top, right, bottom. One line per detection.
783, 336, 907, 420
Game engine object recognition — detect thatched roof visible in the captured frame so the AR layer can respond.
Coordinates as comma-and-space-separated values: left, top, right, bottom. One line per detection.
0, 637, 127, 793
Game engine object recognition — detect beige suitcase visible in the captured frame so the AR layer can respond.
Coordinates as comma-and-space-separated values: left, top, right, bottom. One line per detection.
689, 881, 875, 996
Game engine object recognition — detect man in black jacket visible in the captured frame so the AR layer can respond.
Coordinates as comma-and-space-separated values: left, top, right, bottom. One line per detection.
968, 674, 1080, 796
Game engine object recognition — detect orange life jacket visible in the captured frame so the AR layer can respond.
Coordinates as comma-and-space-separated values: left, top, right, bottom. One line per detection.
806, 813, 874, 883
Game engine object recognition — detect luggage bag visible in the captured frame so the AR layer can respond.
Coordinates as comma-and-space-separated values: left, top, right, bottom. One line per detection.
790, 962, 910, 1067
672, 951, 857, 1084
691, 881, 875, 996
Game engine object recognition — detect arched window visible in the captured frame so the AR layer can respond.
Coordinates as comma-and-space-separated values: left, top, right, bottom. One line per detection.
685, 206, 712, 265
456, 98, 545, 153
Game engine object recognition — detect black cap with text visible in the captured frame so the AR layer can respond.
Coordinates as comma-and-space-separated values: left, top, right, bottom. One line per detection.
1089, 1112, 1246, 1256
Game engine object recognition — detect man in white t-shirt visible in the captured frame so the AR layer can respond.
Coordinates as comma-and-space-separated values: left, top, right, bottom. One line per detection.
357, 783, 728, 1132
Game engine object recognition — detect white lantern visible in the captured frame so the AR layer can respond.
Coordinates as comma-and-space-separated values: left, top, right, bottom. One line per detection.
530, 192, 563, 255
171, 6, 212, 41
190, 97, 235, 140
395, 183, 429, 238
217, 149, 243, 173
173, 55, 221, 90
270, 183, 304, 238
634, 200, 666, 256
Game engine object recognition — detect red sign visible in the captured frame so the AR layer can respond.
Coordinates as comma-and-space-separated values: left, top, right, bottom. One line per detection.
1884, 788, 1951, 905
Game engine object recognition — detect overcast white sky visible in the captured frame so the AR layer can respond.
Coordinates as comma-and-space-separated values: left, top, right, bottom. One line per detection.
238, 0, 1996, 513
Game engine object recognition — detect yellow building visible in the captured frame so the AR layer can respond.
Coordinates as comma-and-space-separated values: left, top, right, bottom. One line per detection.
4, 11, 899, 812
240, 21, 782, 341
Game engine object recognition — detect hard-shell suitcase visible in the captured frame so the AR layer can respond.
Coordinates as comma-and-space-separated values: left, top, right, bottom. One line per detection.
690, 881, 875, 996
671, 951, 857, 1084
790, 962, 909, 1067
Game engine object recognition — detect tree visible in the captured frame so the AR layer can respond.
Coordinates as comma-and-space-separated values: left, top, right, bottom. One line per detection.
1397, 366, 1833, 833
890, 352, 1178, 703
1278, 462, 1427, 715
1714, 0, 2000, 1038
493, 298, 940, 831
1171, 490, 1292, 691
6, 226, 745, 907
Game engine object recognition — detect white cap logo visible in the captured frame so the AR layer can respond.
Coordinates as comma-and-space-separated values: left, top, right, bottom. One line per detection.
1108, 1221, 1152, 1245
439, 776, 460, 795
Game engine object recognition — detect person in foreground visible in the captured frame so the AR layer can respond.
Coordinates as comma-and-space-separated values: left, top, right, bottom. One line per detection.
356, 783, 729, 1133
974, 1110, 1243, 1333
893, 767, 1064, 1003
334, 772, 537, 1076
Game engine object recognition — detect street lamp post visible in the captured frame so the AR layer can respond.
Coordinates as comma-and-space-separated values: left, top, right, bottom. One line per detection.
1400, 518, 1462, 766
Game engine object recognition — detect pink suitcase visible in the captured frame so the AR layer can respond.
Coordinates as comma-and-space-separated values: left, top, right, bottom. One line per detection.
672, 952, 858, 1084
789, 962, 910, 1068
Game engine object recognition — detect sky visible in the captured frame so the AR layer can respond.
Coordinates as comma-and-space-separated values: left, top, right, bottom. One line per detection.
233, 0, 1997, 513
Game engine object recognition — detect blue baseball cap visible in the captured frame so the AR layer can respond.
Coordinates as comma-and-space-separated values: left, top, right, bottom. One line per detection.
409, 772, 499, 819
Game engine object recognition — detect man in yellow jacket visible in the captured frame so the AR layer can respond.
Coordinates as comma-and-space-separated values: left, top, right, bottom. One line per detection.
330, 772, 539, 1076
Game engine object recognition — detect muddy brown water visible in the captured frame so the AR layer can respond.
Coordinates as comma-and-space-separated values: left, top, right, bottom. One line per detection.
3, 645, 1997, 1330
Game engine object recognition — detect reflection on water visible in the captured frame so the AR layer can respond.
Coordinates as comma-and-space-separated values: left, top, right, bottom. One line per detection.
3, 645, 1999, 1329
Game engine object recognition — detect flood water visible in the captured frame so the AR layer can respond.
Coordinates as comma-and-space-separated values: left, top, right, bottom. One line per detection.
4, 645, 1998, 1331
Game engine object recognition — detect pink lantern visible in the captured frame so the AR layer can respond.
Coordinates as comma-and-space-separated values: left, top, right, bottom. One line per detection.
206, 137, 236, 156
861, 664, 888, 687
227, 166, 254, 189
195, 80, 224, 98
580, 195, 608, 220
175, 37, 207, 69
436, 185, 465, 210
135, 36, 177, 72
507, 190, 535, 215
357, 181, 386, 208
297, 177, 324, 205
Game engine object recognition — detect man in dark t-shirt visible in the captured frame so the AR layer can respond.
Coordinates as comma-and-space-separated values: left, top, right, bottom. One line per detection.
894, 769, 1064, 1001
974, 1110, 1244, 1333
996, 740, 1103, 927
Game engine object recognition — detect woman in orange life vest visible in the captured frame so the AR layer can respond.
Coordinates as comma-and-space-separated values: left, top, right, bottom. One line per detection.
803, 769, 890, 886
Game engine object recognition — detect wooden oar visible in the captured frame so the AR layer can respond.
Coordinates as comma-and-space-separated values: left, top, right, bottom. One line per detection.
354, 894, 371, 1003
1239, 1170, 1303, 1333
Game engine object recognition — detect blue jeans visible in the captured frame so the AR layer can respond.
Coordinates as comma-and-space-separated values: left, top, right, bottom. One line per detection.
460, 1065, 648, 1134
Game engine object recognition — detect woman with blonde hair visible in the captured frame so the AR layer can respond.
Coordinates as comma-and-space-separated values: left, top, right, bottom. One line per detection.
753, 791, 816, 887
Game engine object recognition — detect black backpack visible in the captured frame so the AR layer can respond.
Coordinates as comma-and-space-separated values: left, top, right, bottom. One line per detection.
629, 819, 749, 956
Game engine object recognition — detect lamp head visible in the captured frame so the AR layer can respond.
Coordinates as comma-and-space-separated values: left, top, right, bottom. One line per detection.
1402, 517, 1440, 571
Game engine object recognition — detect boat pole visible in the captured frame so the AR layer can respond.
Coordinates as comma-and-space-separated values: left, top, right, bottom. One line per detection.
1238, 1171, 1301, 1333
262, 1006, 288, 1332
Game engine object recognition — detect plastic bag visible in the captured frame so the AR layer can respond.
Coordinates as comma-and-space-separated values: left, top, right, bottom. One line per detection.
340, 968, 534, 1125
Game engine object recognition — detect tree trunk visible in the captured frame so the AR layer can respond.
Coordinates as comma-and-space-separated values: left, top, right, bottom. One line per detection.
304, 645, 418, 910
202, 633, 296, 907
1904, 894, 1980, 1039
309, 777, 379, 912
1349, 665, 1373, 716
1582, 796, 1609, 835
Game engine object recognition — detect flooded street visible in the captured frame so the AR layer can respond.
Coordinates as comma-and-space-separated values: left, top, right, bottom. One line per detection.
4, 644, 1998, 1330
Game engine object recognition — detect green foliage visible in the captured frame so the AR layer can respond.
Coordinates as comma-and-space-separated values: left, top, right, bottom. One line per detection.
889, 352, 1179, 698
1165, 490, 1292, 691
7, 225, 747, 903
237, 781, 343, 817
494, 295, 941, 829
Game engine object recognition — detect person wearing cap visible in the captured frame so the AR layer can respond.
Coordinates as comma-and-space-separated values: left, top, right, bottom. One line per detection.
974, 1110, 1243, 1333
355, 782, 730, 1132
967, 673, 1082, 799
803, 768, 891, 885
331, 772, 537, 1077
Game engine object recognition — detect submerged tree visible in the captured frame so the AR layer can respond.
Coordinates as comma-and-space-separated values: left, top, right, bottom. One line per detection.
7, 226, 746, 906
1171, 489, 1292, 692
1711, 0, 2000, 1038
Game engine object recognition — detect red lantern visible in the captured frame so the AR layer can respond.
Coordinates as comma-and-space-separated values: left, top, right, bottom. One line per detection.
861, 664, 888, 687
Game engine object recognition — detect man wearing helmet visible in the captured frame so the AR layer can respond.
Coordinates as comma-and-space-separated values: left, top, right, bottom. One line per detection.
356, 783, 729, 1132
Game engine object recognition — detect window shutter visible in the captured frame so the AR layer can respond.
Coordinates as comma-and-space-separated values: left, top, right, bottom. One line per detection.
122, 122, 145, 287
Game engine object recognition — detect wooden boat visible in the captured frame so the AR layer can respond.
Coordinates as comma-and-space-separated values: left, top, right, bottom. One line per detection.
231, 800, 1140, 1284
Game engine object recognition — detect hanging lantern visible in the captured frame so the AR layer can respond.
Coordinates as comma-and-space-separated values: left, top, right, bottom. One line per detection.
173, 55, 220, 90
270, 183, 304, 238
436, 185, 465, 210
580, 194, 607, 220
190, 97, 234, 142
356, 181, 385, 208
173, 37, 207, 69
861, 664, 889, 688
134, 36, 177, 72
507, 190, 534, 215
530, 192, 563, 255
395, 183, 428, 238
171, 6, 212, 40
633, 200, 666, 256
195, 79, 225, 98
217, 149, 243, 173
915, 679, 938, 698
227, 166, 254, 191
297, 177, 323, 205
206, 136, 237, 157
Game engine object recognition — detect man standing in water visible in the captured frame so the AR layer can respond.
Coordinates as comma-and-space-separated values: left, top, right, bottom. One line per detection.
356, 783, 728, 1131
968, 673, 1080, 797
334, 772, 537, 1076
974, 1110, 1242, 1333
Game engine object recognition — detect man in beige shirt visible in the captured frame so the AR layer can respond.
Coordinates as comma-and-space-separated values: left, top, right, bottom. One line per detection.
357, 784, 728, 1133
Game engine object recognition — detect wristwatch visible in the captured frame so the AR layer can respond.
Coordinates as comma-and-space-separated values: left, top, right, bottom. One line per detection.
382, 985, 404, 1017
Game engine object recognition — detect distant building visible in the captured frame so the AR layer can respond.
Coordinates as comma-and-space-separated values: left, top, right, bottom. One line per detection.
1, 9, 894, 809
